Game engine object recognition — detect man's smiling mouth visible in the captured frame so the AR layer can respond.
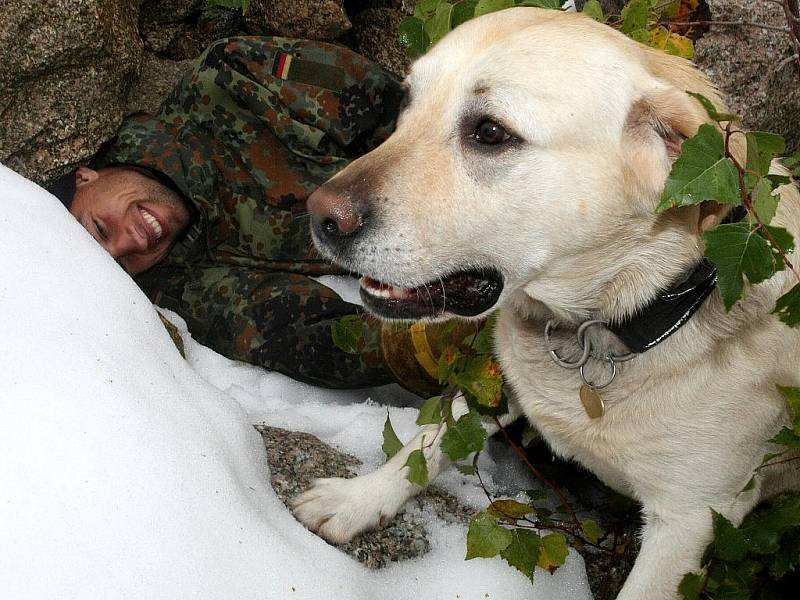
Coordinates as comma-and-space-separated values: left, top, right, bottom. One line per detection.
139, 207, 164, 244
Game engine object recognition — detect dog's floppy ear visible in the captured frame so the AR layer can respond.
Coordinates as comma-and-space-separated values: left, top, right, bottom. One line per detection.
623, 85, 743, 231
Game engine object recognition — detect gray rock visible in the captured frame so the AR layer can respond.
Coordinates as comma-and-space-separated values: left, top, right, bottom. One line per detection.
256, 424, 473, 569
139, 0, 205, 26
126, 54, 195, 116
352, 8, 411, 77
693, 0, 800, 150
0, 0, 143, 185
244, 0, 352, 40
139, 4, 244, 60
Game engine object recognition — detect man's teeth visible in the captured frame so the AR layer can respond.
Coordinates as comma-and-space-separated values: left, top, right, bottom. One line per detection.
140, 208, 163, 241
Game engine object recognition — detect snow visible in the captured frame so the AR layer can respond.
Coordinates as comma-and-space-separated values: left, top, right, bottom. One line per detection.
0, 163, 593, 600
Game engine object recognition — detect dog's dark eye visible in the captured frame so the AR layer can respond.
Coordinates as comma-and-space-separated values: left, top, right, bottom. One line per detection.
474, 119, 510, 145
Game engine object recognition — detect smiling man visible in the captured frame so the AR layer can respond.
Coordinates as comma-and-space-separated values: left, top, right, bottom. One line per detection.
66, 165, 191, 274
46, 36, 471, 396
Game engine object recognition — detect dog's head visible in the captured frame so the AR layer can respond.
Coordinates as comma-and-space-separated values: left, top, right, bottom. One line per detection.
309, 8, 739, 323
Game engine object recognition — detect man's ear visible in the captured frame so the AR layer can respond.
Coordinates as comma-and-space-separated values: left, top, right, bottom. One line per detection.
75, 166, 99, 188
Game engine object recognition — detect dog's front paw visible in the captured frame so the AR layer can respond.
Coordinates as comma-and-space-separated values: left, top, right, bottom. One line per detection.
292, 470, 415, 543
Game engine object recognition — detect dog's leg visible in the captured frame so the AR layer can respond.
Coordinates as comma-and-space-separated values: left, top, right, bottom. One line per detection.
617, 494, 758, 600
292, 394, 521, 543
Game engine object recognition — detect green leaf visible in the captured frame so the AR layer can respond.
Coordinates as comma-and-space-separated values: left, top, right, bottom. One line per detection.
769, 427, 800, 449
331, 315, 363, 354
515, 0, 562, 8
580, 519, 604, 544
536, 532, 568, 572
657, 124, 742, 212
740, 475, 756, 494
463, 314, 497, 356
741, 493, 800, 555
768, 527, 800, 577
465, 512, 513, 559
782, 149, 800, 178
678, 572, 705, 600
751, 177, 779, 225
777, 386, 800, 427
761, 224, 795, 255
620, 0, 653, 34
711, 510, 749, 562
454, 354, 504, 408
456, 464, 476, 475
500, 529, 541, 580
767, 173, 791, 187
474, 0, 514, 18
664, 34, 694, 58
416, 395, 444, 425
404, 448, 429, 486
488, 499, 535, 522
452, 0, 478, 28
399, 16, 429, 58
382, 414, 403, 459
704, 223, 783, 310
428, 1, 455, 45
581, 0, 605, 21
525, 488, 549, 502
441, 410, 488, 460
686, 92, 740, 123
415, 0, 443, 18
654, 0, 681, 20
438, 345, 462, 385
746, 131, 786, 177
773, 283, 800, 327
627, 28, 652, 44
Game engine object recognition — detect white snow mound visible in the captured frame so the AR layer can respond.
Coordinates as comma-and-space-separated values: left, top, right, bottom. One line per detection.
0, 164, 593, 600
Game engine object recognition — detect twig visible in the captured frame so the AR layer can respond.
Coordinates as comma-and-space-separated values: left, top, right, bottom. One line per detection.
754, 453, 800, 471
493, 416, 581, 527
781, 0, 800, 80
660, 20, 791, 33
776, 52, 800, 72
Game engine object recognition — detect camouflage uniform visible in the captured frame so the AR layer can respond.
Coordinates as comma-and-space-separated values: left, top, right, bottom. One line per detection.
100, 37, 445, 392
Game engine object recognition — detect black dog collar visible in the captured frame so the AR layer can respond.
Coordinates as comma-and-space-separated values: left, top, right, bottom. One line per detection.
607, 258, 718, 354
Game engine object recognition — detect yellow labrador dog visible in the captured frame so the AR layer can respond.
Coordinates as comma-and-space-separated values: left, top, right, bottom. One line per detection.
294, 7, 800, 598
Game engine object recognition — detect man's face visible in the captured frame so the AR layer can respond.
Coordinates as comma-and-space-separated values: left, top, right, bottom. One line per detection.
69, 167, 191, 275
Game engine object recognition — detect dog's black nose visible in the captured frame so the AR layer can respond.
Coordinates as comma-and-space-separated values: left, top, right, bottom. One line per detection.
308, 185, 365, 239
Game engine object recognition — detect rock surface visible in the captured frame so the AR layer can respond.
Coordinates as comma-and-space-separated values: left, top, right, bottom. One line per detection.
257, 424, 473, 569
245, 0, 352, 40
694, 0, 800, 150
0, 0, 143, 184
352, 7, 411, 77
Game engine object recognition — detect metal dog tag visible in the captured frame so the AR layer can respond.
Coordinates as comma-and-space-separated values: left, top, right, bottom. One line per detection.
579, 384, 605, 419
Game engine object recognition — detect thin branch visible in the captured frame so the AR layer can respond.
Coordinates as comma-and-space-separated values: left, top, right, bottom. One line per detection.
493, 416, 581, 527
660, 20, 791, 33
754, 453, 800, 472
781, 0, 800, 82
775, 52, 800, 73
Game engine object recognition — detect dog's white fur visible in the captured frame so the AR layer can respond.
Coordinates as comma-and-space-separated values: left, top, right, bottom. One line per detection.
294, 8, 800, 598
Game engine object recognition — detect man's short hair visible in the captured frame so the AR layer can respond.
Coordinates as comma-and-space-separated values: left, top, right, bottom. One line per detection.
109, 164, 188, 209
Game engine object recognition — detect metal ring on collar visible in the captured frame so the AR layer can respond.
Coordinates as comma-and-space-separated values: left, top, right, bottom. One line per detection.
545, 320, 591, 369
580, 357, 617, 389
576, 319, 637, 363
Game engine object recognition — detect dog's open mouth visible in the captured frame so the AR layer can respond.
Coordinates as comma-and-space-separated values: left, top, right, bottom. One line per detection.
359, 268, 504, 319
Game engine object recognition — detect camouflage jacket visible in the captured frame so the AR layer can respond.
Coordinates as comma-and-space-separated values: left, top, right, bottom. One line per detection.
90, 37, 455, 393
101, 36, 403, 275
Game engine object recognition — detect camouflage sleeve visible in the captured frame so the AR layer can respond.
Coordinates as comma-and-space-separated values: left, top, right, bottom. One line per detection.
137, 265, 394, 389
